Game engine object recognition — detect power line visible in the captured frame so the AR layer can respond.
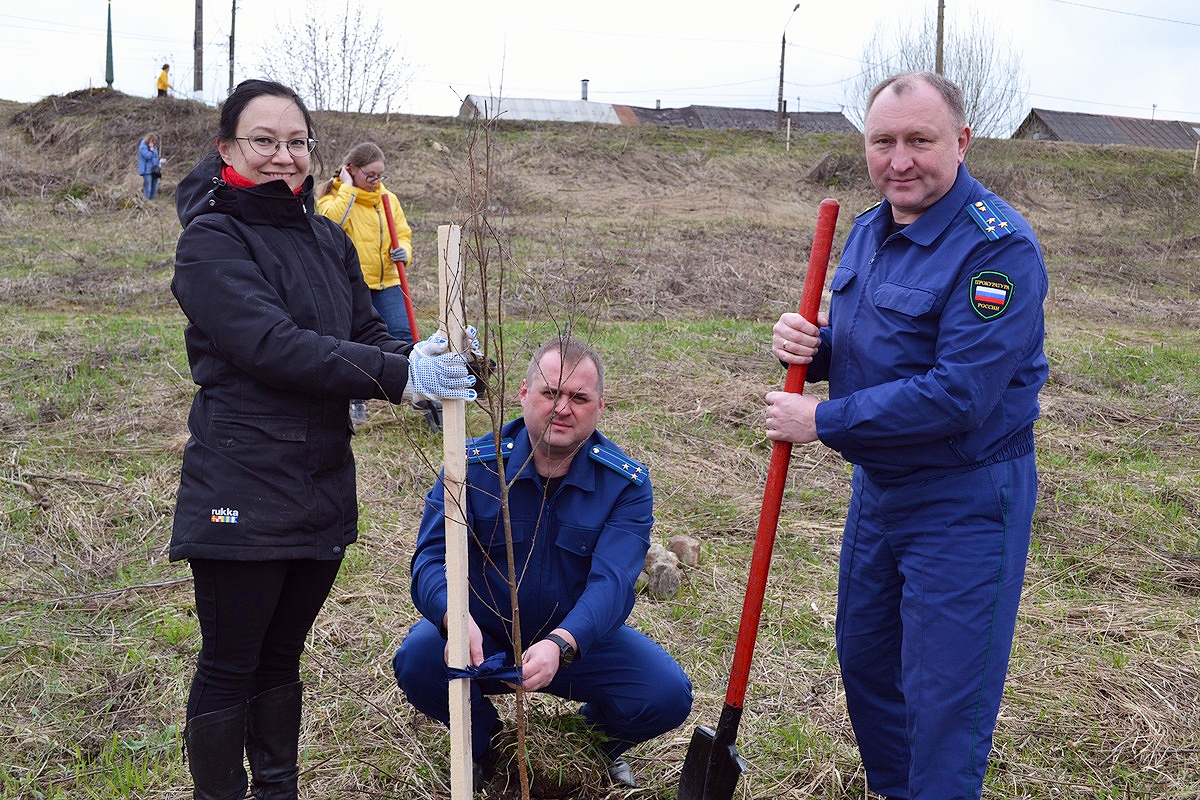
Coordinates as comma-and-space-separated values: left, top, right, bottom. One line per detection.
1048, 0, 1200, 27
1027, 89, 1199, 119
0, 11, 192, 44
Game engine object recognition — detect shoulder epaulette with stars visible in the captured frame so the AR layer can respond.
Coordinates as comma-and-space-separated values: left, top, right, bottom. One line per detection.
966, 199, 1015, 241
466, 438, 515, 464
588, 444, 649, 486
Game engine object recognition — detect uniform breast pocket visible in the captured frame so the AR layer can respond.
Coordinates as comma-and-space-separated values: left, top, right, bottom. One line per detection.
872, 283, 938, 338
554, 522, 603, 596
829, 265, 858, 295
555, 522, 603, 559
873, 283, 937, 317
470, 515, 533, 551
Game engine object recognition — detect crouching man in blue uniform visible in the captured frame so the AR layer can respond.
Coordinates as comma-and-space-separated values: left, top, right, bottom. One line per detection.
768, 72, 1048, 800
393, 337, 693, 790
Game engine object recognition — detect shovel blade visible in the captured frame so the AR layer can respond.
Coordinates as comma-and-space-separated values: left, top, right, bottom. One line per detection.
677, 725, 746, 800
677, 725, 715, 799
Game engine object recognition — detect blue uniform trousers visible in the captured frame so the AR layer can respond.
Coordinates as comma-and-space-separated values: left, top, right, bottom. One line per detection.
836, 453, 1035, 800
393, 619, 692, 760
369, 284, 413, 345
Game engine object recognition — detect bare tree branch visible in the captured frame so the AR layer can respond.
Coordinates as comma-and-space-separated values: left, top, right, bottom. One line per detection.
256, 0, 414, 114
844, 6, 1029, 138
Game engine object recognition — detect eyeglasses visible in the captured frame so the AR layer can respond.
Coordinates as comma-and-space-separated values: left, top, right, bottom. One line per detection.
234, 136, 318, 157
355, 168, 385, 182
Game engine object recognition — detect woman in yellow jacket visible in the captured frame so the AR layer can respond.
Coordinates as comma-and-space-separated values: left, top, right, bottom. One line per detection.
156, 64, 173, 97
318, 142, 432, 428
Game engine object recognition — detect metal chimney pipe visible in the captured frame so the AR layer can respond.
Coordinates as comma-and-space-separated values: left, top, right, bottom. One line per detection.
581, 79, 589, 101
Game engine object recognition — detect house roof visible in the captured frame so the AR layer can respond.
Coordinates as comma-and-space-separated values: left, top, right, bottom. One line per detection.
621, 105, 858, 133
459, 95, 858, 133
459, 96, 620, 124
1013, 108, 1200, 150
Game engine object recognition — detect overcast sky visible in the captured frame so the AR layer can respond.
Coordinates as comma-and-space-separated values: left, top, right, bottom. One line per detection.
2, 1, 1197, 130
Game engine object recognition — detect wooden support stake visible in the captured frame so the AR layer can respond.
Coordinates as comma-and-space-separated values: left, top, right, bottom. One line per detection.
437, 223, 472, 800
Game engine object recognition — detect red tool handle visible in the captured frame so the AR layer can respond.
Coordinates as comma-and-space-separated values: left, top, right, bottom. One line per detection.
724, 197, 840, 708
381, 194, 420, 341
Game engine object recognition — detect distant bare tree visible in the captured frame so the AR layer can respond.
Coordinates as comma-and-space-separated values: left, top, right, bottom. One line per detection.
845, 6, 1029, 138
255, 0, 414, 114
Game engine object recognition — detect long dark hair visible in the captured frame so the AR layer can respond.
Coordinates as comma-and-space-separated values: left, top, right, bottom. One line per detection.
217, 79, 324, 174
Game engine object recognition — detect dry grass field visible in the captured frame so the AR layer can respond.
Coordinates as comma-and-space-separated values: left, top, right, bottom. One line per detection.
0, 90, 1198, 799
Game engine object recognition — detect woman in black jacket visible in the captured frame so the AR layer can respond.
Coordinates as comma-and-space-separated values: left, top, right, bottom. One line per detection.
170, 79, 475, 800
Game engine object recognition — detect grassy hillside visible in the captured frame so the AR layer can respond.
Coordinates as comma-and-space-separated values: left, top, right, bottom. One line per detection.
1, 90, 1198, 799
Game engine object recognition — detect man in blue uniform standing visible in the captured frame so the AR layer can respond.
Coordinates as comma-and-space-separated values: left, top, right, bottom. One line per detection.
393, 337, 692, 790
768, 72, 1047, 800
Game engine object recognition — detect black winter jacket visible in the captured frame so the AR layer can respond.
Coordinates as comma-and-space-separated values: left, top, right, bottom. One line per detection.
169, 151, 411, 561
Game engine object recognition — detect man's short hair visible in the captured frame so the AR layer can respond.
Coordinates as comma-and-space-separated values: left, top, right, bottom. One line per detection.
866, 71, 967, 129
526, 337, 605, 395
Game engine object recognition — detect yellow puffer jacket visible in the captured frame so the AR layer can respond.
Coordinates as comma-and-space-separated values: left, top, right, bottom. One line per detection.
316, 179, 413, 290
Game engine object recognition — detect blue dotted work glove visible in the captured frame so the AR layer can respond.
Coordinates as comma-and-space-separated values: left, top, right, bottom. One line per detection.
411, 330, 449, 359
462, 324, 482, 357
412, 326, 481, 359
406, 349, 477, 402
389, 246, 408, 264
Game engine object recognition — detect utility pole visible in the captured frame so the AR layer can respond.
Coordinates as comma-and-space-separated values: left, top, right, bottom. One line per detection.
935, 0, 945, 75
777, 33, 787, 130
777, 3, 800, 131
105, 0, 114, 89
194, 0, 203, 96
228, 2, 236, 95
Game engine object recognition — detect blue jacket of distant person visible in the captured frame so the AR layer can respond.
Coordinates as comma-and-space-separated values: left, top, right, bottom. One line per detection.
138, 138, 160, 176
409, 417, 652, 658
806, 162, 1048, 479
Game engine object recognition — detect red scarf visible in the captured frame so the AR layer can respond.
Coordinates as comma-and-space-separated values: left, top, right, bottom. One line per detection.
221, 164, 303, 196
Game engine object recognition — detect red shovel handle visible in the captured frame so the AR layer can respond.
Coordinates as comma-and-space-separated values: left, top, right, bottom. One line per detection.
381, 195, 420, 341
724, 197, 839, 708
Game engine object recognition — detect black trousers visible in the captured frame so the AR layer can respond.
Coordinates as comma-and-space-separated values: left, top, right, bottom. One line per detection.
187, 558, 341, 718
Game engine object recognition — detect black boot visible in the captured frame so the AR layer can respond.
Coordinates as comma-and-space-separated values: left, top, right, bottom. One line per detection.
185, 703, 249, 800
246, 681, 303, 800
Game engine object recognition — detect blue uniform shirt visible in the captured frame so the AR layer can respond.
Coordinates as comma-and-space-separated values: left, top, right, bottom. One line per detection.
410, 417, 653, 658
809, 163, 1048, 479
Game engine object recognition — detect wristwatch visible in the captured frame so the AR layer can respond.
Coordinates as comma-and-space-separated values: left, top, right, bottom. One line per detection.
544, 632, 577, 668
